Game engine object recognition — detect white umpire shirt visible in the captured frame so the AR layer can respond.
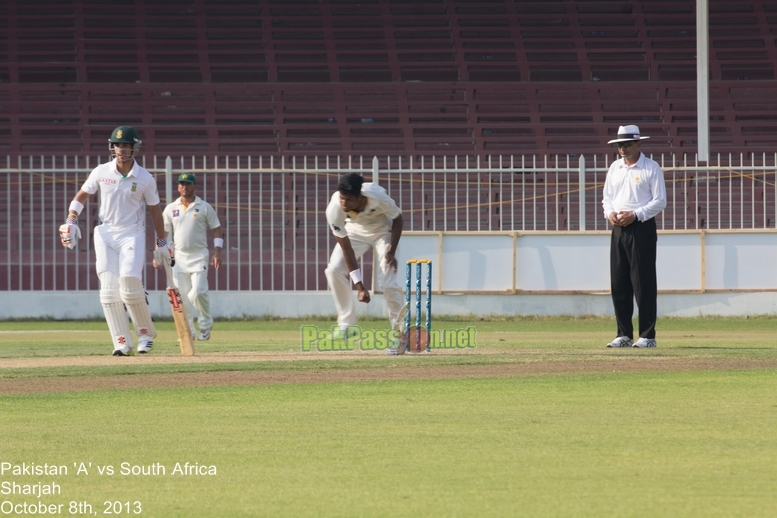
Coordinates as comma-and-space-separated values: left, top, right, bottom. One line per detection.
602, 152, 667, 222
326, 183, 401, 239
162, 196, 221, 272
80, 159, 160, 230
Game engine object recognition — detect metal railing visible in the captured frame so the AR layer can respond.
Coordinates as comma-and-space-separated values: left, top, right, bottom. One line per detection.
1, 152, 775, 292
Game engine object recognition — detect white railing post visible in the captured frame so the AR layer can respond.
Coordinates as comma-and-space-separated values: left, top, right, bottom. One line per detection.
372, 156, 379, 184
579, 155, 586, 231
165, 156, 173, 205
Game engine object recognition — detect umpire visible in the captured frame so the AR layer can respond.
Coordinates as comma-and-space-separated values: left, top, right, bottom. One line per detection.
602, 125, 667, 349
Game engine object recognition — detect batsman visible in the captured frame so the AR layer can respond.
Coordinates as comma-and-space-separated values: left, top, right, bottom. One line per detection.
59, 126, 172, 356
324, 173, 406, 334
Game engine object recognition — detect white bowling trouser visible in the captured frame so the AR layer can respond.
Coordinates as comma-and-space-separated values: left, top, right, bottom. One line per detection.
324, 232, 405, 329
174, 268, 212, 331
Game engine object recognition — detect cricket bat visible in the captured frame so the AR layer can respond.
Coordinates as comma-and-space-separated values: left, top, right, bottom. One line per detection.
163, 261, 195, 356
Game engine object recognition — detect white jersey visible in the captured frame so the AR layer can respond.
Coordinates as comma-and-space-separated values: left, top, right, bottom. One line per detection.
80, 159, 160, 230
602, 153, 667, 222
163, 195, 221, 272
326, 183, 401, 239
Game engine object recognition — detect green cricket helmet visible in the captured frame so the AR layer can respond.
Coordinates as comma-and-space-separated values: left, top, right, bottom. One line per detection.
108, 126, 142, 161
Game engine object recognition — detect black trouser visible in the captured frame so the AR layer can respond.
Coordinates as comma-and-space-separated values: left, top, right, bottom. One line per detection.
610, 217, 657, 339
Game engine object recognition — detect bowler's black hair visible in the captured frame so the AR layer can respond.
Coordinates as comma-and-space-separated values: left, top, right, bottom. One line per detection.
338, 173, 364, 196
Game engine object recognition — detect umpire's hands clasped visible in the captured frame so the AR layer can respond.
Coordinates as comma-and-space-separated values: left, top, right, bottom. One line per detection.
609, 211, 637, 227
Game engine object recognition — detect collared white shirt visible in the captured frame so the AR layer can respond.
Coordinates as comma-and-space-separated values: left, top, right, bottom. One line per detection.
162, 195, 221, 272
326, 183, 401, 239
80, 159, 160, 230
602, 153, 667, 222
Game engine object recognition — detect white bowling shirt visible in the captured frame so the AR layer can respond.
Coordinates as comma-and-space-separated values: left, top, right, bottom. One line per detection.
326, 183, 401, 239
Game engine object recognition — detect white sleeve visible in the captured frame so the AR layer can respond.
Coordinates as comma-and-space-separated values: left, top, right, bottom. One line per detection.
325, 193, 348, 238
364, 183, 401, 219
80, 167, 100, 195
206, 203, 221, 230
377, 193, 401, 220
162, 205, 173, 234
635, 164, 667, 222
143, 176, 161, 206
601, 164, 616, 219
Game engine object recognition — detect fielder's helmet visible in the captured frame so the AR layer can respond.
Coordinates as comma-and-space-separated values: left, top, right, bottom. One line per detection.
108, 126, 142, 161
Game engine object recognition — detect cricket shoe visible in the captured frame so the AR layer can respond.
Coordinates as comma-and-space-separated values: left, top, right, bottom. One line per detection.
137, 337, 154, 354
606, 336, 633, 348
632, 338, 657, 348
197, 328, 211, 341
112, 346, 134, 356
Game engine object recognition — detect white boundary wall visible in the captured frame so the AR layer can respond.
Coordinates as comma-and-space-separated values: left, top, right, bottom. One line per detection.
396, 230, 777, 293
4, 231, 777, 319
5, 291, 777, 320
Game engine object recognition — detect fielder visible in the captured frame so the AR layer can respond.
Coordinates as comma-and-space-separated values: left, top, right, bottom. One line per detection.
324, 173, 405, 333
59, 126, 172, 356
156, 173, 222, 341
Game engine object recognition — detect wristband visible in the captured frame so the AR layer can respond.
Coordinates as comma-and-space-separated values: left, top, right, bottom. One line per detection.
349, 269, 363, 285
156, 238, 167, 248
69, 200, 84, 215
213, 237, 224, 249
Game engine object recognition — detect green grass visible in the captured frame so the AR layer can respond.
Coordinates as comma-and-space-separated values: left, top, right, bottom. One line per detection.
2, 372, 776, 517
2, 316, 776, 356
1, 318, 777, 517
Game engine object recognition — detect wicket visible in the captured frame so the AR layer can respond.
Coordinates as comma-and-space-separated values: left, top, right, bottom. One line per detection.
405, 259, 432, 352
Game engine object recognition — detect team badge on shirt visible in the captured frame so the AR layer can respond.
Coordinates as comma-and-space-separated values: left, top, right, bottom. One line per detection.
173, 209, 180, 217
131, 183, 137, 192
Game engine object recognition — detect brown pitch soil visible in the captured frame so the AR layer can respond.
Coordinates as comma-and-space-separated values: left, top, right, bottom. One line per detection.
1, 349, 774, 395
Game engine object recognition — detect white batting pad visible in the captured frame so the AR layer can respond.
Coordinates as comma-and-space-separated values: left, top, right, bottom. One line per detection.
119, 276, 157, 338
102, 301, 134, 353
98, 271, 121, 304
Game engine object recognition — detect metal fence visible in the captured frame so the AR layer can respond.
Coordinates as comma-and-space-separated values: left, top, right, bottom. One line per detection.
2, 152, 776, 292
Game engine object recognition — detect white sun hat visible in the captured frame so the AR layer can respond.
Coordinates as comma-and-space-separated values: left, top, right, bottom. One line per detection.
608, 125, 650, 144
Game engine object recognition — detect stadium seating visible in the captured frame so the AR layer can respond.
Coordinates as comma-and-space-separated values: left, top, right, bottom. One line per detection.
0, 0, 776, 160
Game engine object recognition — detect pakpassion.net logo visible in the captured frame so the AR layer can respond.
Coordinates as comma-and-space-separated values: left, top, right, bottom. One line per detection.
300, 325, 477, 352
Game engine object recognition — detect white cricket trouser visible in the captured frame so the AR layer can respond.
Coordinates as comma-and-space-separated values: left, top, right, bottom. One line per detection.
94, 225, 153, 352
93, 225, 145, 279
324, 233, 405, 329
174, 268, 212, 330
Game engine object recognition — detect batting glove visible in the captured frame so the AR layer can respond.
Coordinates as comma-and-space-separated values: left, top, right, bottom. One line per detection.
59, 218, 81, 250
153, 238, 173, 265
